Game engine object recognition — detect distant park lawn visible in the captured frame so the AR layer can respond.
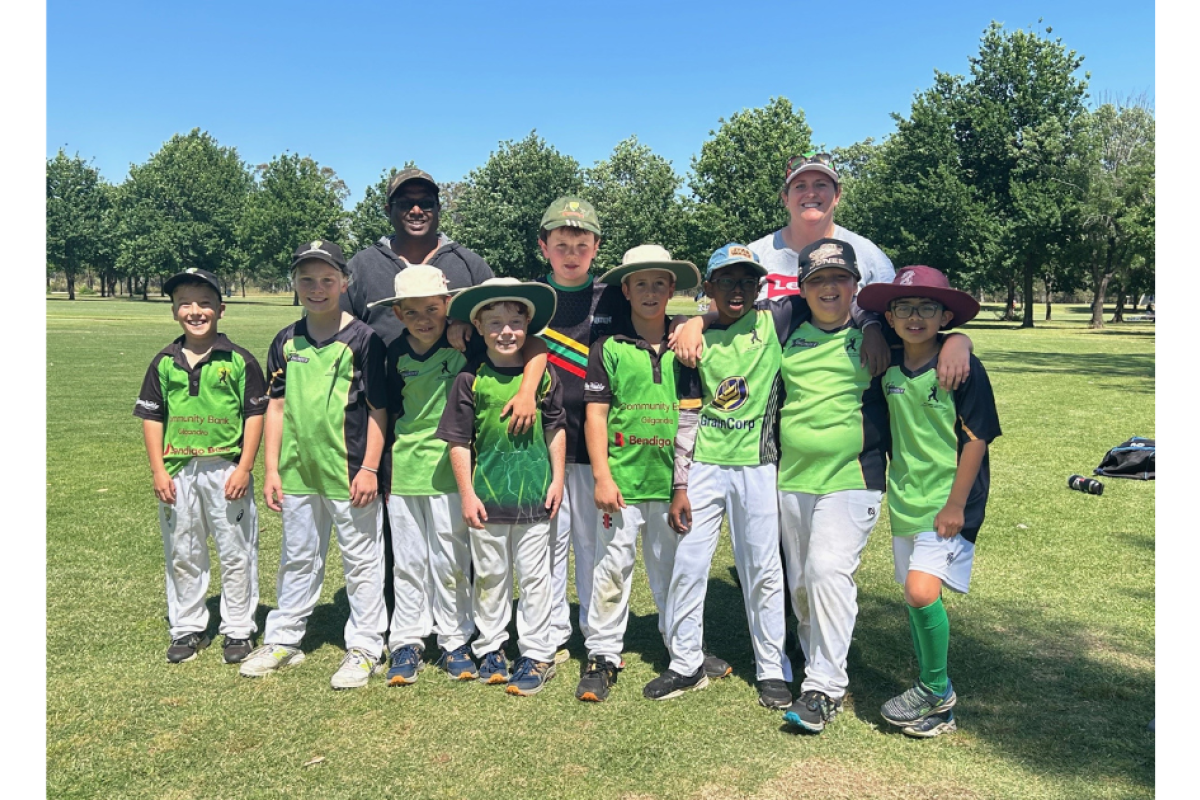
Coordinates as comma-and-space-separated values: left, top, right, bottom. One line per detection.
46, 296, 1154, 799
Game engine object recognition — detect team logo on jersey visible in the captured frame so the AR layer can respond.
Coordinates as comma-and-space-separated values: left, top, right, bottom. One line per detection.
401, 369, 420, 379
923, 385, 943, 408
135, 398, 160, 411
928, 386, 938, 402
217, 366, 230, 384
712, 376, 749, 411
286, 353, 309, 363
885, 383, 905, 395
592, 315, 612, 326
249, 394, 266, 407
440, 361, 451, 376
585, 381, 607, 393
789, 337, 818, 349
614, 432, 625, 447
844, 338, 859, 355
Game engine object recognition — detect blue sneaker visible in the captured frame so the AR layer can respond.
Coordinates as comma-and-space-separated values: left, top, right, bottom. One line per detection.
386, 644, 425, 686
902, 710, 958, 738
505, 656, 556, 696
436, 645, 478, 681
478, 650, 509, 685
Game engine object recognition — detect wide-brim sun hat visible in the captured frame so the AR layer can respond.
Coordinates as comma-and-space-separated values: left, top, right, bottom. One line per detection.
598, 244, 701, 291
367, 265, 455, 309
856, 265, 981, 329
447, 277, 558, 336
705, 243, 768, 280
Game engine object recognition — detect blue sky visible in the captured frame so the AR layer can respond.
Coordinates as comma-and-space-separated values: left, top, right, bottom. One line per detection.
46, 0, 1154, 205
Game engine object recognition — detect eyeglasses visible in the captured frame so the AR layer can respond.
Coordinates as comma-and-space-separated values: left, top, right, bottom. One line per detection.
712, 277, 761, 293
391, 197, 438, 212
890, 302, 943, 319
786, 151, 833, 175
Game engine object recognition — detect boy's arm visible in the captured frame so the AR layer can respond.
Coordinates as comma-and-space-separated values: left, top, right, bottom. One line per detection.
934, 439, 986, 538
671, 309, 720, 367
349, 406, 386, 508
936, 332, 974, 391
262, 397, 285, 512
586, 403, 623, 512
141, 419, 176, 505
449, 443, 487, 529
502, 336, 549, 435
544, 427, 566, 519
446, 319, 472, 351
225, 414, 263, 501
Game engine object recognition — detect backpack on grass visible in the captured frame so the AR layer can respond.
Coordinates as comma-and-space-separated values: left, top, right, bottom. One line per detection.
1094, 437, 1155, 480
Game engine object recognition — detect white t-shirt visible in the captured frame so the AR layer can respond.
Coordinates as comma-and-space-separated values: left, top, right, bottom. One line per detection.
749, 225, 896, 301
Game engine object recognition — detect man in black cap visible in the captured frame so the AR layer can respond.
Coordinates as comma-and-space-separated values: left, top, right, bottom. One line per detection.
342, 168, 495, 345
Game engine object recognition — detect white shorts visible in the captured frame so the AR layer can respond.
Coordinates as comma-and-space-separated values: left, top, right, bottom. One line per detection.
892, 532, 975, 594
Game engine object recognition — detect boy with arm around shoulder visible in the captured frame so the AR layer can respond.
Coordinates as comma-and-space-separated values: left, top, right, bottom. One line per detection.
857, 266, 1001, 737
134, 268, 267, 665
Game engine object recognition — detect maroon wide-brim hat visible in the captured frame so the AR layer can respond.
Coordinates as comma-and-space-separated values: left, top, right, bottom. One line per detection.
856, 265, 980, 329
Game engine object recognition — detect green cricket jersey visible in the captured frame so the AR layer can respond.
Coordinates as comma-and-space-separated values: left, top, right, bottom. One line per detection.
266, 318, 387, 500
883, 350, 1001, 543
778, 320, 888, 493
436, 358, 565, 524
583, 331, 680, 503
677, 309, 783, 466
134, 333, 268, 477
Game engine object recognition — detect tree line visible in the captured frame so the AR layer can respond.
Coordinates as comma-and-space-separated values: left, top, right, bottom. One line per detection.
47, 22, 1153, 329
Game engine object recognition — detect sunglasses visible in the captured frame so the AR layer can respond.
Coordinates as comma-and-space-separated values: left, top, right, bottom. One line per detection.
889, 301, 944, 319
786, 151, 833, 176
390, 197, 438, 212
711, 276, 761, 293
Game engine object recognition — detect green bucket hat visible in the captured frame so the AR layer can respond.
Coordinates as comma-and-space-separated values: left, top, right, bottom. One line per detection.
539, 196, 602, 236
598, 244, 701, 291
447, 277, 558, 336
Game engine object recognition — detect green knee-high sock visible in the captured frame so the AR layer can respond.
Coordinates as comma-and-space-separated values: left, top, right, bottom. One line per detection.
907, 598, 950, 695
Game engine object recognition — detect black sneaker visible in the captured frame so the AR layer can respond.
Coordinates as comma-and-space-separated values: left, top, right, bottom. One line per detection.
642, 667, 709, 700
757, 679, 793, 709
702, 652, 732, 679
222, 637, 253, 664
166, 633, 210, 664
901, 710, 957, 738
783, 689, 843, 733
576, 657, 619, 702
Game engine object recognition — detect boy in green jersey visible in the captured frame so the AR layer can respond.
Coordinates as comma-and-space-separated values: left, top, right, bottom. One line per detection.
857, 266, 1001, 738
575, 245, 704, 702
239, 240, 390, 690
661, 244, 793, 709
436, 278, 567, 695
134, 268, 268, 665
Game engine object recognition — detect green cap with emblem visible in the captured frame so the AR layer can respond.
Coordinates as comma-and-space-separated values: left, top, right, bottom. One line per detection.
539, 196, 602, 237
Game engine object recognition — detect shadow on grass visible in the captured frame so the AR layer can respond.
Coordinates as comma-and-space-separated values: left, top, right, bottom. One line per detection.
984, 350, 1155, 385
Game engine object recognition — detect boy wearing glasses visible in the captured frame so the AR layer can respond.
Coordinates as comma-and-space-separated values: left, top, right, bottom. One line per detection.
656, 244, 793, 709
854, 266, 999, 737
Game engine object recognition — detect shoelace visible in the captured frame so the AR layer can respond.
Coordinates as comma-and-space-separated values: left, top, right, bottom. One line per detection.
393, 646, 419, 666
510, 658, 535, 681
483, 652, 505, 672
344, 649, 371, 669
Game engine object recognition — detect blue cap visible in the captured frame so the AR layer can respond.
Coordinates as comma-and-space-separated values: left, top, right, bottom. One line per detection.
705, 243, 768, 280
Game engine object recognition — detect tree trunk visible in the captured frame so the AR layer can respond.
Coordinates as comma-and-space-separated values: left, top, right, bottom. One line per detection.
1020, 257, 1036, 328
240, 275, 247, 298
1111, 283, 1126, 324
1044, 275, 1053, 320
127, 275, 133, 296
1004, 280, 1017, 321
1089, 237, 1116, 329
142, 276, 149, 301
293, 290, 300, 306
67, 271, 76, 301
99, 271, 107, 298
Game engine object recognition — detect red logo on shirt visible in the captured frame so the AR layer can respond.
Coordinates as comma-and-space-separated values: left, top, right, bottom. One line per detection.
614, 432, 625, 447
765, 273, 800, 298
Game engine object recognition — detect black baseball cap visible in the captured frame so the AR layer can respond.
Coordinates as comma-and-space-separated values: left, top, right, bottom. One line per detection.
164, 268, 222, 299
797, 238, 861, 283
290, 239, 348, 274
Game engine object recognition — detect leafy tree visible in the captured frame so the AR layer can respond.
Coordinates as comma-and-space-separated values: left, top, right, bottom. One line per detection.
447, 131, 583, 279
117, 129, 252, 298
46, 150, 106, 300
687, 97, 813, 256
582, 136, 686, 270
238, 152, 349, 298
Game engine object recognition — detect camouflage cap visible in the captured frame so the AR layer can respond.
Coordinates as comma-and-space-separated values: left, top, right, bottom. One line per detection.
386, 168, 439, 202
539, 196, 601, 236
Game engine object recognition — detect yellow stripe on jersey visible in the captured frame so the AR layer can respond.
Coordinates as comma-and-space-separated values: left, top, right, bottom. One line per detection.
540, 327, 589, 356
960, 418, 979, 441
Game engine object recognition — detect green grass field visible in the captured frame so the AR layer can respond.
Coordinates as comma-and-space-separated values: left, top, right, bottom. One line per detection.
46, 296, 1154, 799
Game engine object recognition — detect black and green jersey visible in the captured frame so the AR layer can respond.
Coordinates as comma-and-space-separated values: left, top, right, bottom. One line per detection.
436, 358, 566, 524
883, 351, 1001, 543
134, 334, 268, 477
385, 332, 476, 496
266, 318, 387, 500
677, 309, 783, 466
584, 331, 679, 503
778, 320, 888, 493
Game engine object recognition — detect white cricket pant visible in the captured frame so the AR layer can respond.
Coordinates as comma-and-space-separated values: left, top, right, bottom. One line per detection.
470, 518, 555, 663
585, 501, 676, 663
548, 464, 599, 648
386, 493, 474, 651
263, 494, 386, 658
667, 462, 790, 681
779, 488, 882, 699
159, 457, 258, 639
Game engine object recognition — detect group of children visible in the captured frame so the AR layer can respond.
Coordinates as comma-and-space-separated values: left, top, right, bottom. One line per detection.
136, 186, 1000, 737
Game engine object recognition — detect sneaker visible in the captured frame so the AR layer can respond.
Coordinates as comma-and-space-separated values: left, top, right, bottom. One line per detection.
757, 679, 793, 709
783, 690, 843, 733
331, 647, 384, 690
435, 645, 478, 681
239, 644, 305, 677
703, 652, 732, 679
222, 637, 253, 664
554, 648, 571, 665
881, 680, 957, 727
506, 657, 556, 696
386, 644, 425, 686
642, 668, 709, 701
901, 710, 958, 738
575, 657, 619, 702
478, 650, 509, 685
166, 633, 210, 664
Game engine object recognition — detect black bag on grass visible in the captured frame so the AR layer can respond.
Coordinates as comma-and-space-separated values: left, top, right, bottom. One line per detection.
1094, 437, 1155, 480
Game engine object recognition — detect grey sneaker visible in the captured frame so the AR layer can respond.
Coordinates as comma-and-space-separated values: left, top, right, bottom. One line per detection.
902, 710, 958, 738
642, 668, 709, 701
757, 679, 793, 709
166, 633, 210, 664
783, 690, 843, 733
331, 647, 384, 690
239, 644, 305, 677
703, 652, 732, 679
222, 637, 253, 664
881, 680, 956, 727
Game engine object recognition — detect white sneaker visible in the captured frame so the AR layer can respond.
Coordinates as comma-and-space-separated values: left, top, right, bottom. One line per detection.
330, 647, 384, 690
239, 644, 305, 677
